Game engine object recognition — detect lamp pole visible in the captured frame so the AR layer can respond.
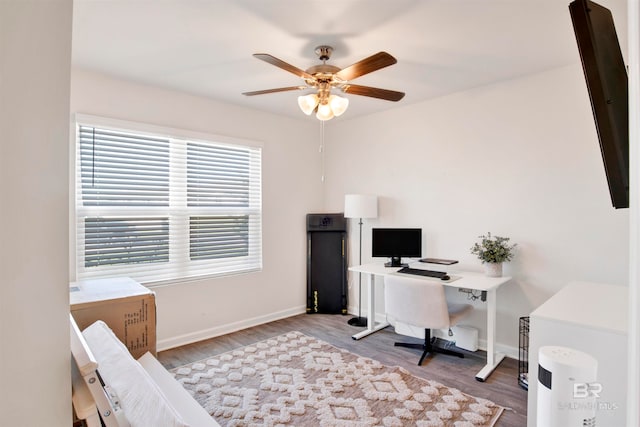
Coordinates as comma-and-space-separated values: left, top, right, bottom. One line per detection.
347, 217, 367, 327
344, 194, 377, 328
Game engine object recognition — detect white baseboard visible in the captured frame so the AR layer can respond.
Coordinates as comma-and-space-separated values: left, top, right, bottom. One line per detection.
156, 305, 307, 351
347, 304, 362, 318
158, 306, 519, 361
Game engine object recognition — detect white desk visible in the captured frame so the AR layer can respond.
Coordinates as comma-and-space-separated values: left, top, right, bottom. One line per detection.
349, 263, 511, 381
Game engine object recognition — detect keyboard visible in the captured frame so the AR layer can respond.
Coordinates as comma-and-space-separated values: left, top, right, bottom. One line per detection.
397, 266, 450, 280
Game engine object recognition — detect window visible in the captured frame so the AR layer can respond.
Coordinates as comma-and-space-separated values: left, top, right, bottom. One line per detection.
73, 116, 262, 284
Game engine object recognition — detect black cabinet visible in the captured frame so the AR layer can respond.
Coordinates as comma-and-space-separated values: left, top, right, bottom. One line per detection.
306, 213, 347, 314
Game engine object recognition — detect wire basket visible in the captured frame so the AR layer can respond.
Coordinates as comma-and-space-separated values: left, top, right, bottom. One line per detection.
518, 316, 529, 390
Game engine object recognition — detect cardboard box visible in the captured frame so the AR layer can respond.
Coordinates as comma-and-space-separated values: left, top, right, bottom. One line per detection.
70, 277, 156, 359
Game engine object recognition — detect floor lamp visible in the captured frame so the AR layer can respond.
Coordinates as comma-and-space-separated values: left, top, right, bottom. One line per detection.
344, 194, 378, 327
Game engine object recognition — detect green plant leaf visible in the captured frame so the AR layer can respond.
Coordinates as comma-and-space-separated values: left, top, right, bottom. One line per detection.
470, 232, 517, 263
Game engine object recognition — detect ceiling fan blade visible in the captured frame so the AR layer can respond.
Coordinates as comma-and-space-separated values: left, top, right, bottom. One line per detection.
242, 86, 307, 96
335, 52, 398, 81
253, 53, 315, 80
341, 84, 405, 102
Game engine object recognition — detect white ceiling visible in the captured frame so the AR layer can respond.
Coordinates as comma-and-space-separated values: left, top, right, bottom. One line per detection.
72, 0, 628, 121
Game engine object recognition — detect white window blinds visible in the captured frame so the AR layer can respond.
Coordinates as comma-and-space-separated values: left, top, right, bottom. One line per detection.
74, 118, 262, 285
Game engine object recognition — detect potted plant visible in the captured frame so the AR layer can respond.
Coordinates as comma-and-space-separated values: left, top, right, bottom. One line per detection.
470, 232, 516, 277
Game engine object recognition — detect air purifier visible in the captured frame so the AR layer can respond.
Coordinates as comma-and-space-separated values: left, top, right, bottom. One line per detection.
537, 346, 598, 427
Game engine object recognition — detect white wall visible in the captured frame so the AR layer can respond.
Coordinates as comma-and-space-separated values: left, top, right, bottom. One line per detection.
70, 69, 323, 349
0, 1, 73, 425
323, 65, 629, 353
627, 0, 640, 424
69, 58, 630, 358
0, 3, 633, 424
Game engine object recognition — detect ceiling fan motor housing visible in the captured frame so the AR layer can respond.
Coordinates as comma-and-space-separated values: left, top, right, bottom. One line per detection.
305, 64, 342, 86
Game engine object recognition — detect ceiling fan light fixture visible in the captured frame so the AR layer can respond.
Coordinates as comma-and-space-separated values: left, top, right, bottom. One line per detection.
298, 94, 319, 115
245, 46, 404, 121
316, 102, 334, 121
329, 94, 349, 117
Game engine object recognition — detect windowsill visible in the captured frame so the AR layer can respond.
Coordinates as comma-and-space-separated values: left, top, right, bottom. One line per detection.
142, 267, 263, 289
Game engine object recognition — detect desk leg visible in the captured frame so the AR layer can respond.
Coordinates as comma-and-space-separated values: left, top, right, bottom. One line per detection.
475, 287, 505, 381
352, 273, 389, 340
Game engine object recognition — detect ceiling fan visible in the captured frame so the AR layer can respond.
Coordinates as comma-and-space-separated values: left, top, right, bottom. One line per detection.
242, 45, 405, 120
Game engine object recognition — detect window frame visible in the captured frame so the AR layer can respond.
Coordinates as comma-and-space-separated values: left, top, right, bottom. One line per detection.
71, 114, 263, 286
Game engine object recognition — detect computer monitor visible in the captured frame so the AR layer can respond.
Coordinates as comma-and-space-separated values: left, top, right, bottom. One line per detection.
372, 228, 422, 267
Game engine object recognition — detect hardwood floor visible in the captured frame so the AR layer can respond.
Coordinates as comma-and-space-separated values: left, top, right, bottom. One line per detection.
159, 313, 528, 426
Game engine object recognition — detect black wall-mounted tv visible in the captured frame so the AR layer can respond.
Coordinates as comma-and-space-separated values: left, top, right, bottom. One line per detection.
569, 0, 629, 209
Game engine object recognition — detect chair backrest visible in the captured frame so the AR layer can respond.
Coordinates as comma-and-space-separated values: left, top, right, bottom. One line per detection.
384, 274, 451, 330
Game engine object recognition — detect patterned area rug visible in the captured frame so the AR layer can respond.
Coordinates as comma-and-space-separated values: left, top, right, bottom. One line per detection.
171, 331, 504, 426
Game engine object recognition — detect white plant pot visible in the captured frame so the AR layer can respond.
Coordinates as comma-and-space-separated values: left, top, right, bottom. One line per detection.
484, 262, 503, 277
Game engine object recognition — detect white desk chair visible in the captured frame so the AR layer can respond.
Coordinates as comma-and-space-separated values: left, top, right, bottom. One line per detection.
384, 274, 473, 365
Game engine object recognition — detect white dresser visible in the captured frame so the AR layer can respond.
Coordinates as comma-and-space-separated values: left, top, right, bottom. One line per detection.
527, 281, 627, 427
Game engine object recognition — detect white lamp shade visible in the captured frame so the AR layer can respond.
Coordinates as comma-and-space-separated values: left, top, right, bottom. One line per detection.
329, 94, 349, 117
298, 94, 319, 115
316, 102, 334, 121
344, 194, 378, 219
